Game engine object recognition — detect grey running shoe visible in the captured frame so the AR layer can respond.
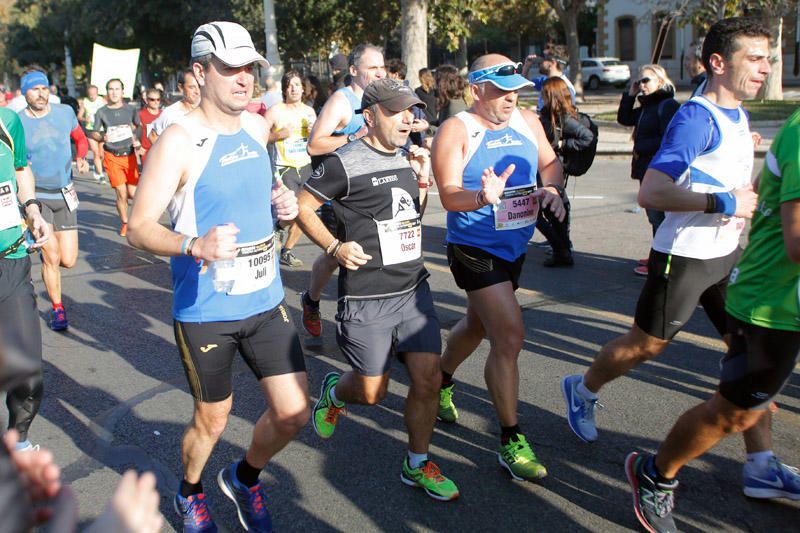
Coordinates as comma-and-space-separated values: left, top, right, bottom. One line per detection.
280, 249, 303, 267
625, 452, 678, 533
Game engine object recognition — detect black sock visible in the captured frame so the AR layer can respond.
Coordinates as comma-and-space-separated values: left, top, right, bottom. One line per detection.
441, 371, 453, 387
303, 291, 319, 308
180, 479, 204, 498
500, 425, 522, 445
236, 459, 262, 487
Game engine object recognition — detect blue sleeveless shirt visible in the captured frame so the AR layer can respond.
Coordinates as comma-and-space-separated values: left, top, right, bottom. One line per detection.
332, 86, 364, 136
446, 109, 539, 262
167, 113, 284, 322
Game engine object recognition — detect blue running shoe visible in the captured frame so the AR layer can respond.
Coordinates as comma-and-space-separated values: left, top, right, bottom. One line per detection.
174, 492, 218, 533
561, 374, 600, 442
217, 462, 272, 532
50, 307, 68, 331
743, 456, 800, 500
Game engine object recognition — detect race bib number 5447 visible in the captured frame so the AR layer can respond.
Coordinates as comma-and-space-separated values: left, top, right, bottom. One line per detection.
494, 184, 538, 231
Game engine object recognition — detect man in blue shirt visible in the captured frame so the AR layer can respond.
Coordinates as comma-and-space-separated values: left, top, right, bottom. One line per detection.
18, 68, 88, 331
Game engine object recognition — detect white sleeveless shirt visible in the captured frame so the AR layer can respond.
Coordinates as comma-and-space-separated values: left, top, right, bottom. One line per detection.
652, 96, 753, 259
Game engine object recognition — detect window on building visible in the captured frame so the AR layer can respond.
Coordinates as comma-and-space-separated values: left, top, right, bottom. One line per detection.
617, 17, 635, 61
652, 12, 676, 60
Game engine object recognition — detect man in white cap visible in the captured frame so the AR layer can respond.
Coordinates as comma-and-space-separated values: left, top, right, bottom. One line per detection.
431, 53, 566, 481
127, 21, 306, 533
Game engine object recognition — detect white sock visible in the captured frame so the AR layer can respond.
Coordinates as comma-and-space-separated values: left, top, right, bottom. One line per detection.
746, 450, 774, 470
329, 385, 343, 407
577, 378, 598, 400
407, 451, 428, 469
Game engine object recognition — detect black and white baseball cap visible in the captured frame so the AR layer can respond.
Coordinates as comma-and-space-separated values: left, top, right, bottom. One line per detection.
191, 21, 269, 68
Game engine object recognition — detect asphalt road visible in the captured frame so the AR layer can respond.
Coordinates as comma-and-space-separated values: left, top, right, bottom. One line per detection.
17, 158, 799, 532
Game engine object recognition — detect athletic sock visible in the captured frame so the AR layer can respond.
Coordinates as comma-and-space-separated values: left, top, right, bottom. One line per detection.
441, 371, 453, 388
180, 479, 204, 498
329, 385, 344, 407
647, 455, 675, 485
235, 459, 262, 488
53, 302, 64, 311
407, 451, 428, 469
746, 450, 775, 471
577, 379, 598, 400
500, 424, 522, 445
303, 291, 319, 308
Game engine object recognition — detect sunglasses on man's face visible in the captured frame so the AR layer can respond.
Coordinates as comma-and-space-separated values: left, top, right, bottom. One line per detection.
637, 77, 652, 85
147, 98, 161, 102
469, 62, 523, 83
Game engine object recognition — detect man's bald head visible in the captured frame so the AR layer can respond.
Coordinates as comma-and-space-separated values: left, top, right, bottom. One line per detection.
469, 54, 512, 74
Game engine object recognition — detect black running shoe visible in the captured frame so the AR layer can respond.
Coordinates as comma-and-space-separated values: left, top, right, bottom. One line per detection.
625, 452, 678, 533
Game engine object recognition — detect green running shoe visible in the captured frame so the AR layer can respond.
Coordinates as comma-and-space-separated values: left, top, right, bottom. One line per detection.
400, 458, 460, 501
437, 383, 458, 423
312, 372, 345, 439
498, 434, 547, 481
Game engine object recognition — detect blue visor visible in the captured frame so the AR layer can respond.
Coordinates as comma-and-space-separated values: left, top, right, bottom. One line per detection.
467, 62, 532, 91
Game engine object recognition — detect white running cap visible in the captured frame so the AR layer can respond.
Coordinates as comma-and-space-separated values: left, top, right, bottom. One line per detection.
191, 21, 269, 68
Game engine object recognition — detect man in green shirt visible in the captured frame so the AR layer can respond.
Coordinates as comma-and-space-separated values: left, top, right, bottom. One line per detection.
0, 106, 50, 451
625, 108, 800, 532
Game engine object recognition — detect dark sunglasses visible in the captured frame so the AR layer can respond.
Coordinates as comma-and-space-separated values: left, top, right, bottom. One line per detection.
468, 62, 523, 83
636, 77, 652, 85
147, 97, 161, 101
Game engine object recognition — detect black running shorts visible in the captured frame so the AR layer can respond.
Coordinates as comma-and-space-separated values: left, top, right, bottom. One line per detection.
447, 243, 525, 292
276, 165, 312, 195
40, 197, 78, 232
719, 315, 800, 409
634, 248, 740, 340
173, 301, 305, 402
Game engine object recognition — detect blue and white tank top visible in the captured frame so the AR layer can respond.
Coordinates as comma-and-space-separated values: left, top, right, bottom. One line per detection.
447, 109, 539, 262
332, 86, 364, 136
652, 96, 753, 259
167, 113, 283, 322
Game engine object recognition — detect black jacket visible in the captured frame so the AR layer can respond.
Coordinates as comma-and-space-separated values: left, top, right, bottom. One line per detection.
617, 88, 680, 180
540, 109, 594, 155
415, 86, 438, 125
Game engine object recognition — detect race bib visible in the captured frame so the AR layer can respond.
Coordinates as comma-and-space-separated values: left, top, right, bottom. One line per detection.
494, 184, 538, 231
227, 236, 277, 295
106, 125, 133, 144
62, 182, 79, 212
283, 137, 308, 156
376, 216, 422, 266
0, 182, 21, 231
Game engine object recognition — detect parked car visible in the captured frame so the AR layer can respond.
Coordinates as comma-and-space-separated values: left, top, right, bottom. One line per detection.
568, 57, 631, 90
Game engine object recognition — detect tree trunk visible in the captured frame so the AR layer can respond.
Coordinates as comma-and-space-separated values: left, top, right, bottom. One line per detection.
401, 0, 427, 88
758, 16, 783, 100
456, 35, 468, 72
553, 2, 584, 99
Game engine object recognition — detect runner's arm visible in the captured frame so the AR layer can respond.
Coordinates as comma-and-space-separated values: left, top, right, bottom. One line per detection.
306, 91, 352, 156
782, 200, 800, 263
127, 127, 238, 262
431, 118, 479, 211
70, 125, 88, 159
295, 190, 334, 250
16, 166, 49, 245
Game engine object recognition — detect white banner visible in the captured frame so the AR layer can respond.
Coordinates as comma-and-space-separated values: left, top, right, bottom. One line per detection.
90, 43, 140, 99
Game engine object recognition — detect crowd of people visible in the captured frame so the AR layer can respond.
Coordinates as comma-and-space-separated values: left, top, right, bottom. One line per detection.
0, 15, 797, 533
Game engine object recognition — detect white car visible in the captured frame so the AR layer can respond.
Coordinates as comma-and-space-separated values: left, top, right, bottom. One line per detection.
573, 57, 631, 90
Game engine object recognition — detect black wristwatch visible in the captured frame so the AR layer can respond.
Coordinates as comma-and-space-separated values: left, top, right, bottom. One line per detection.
22, 198, 42, 213
544, 183, 566, 197
347, 133, 358, 143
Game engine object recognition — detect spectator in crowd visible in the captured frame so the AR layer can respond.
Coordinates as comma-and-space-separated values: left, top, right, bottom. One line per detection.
617, 64, 681, 276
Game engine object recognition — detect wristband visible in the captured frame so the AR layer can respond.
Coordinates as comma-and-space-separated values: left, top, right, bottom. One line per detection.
23, 198, 42, 213
710, 192, 736, 216
417, 177, 429, 189
704, 193, 716, 213
544, 183, 565, 197
332, 242, 344, 258
186, 237, 198, 257
325, 239, 340, 255
181, 235, 191, 255
475, 190, 486, 208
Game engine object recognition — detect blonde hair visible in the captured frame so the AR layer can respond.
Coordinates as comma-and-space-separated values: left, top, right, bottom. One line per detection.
638, 64, 675, 93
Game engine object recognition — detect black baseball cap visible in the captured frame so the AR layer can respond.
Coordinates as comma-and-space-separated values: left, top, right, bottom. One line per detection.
356, 79, 425, 114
